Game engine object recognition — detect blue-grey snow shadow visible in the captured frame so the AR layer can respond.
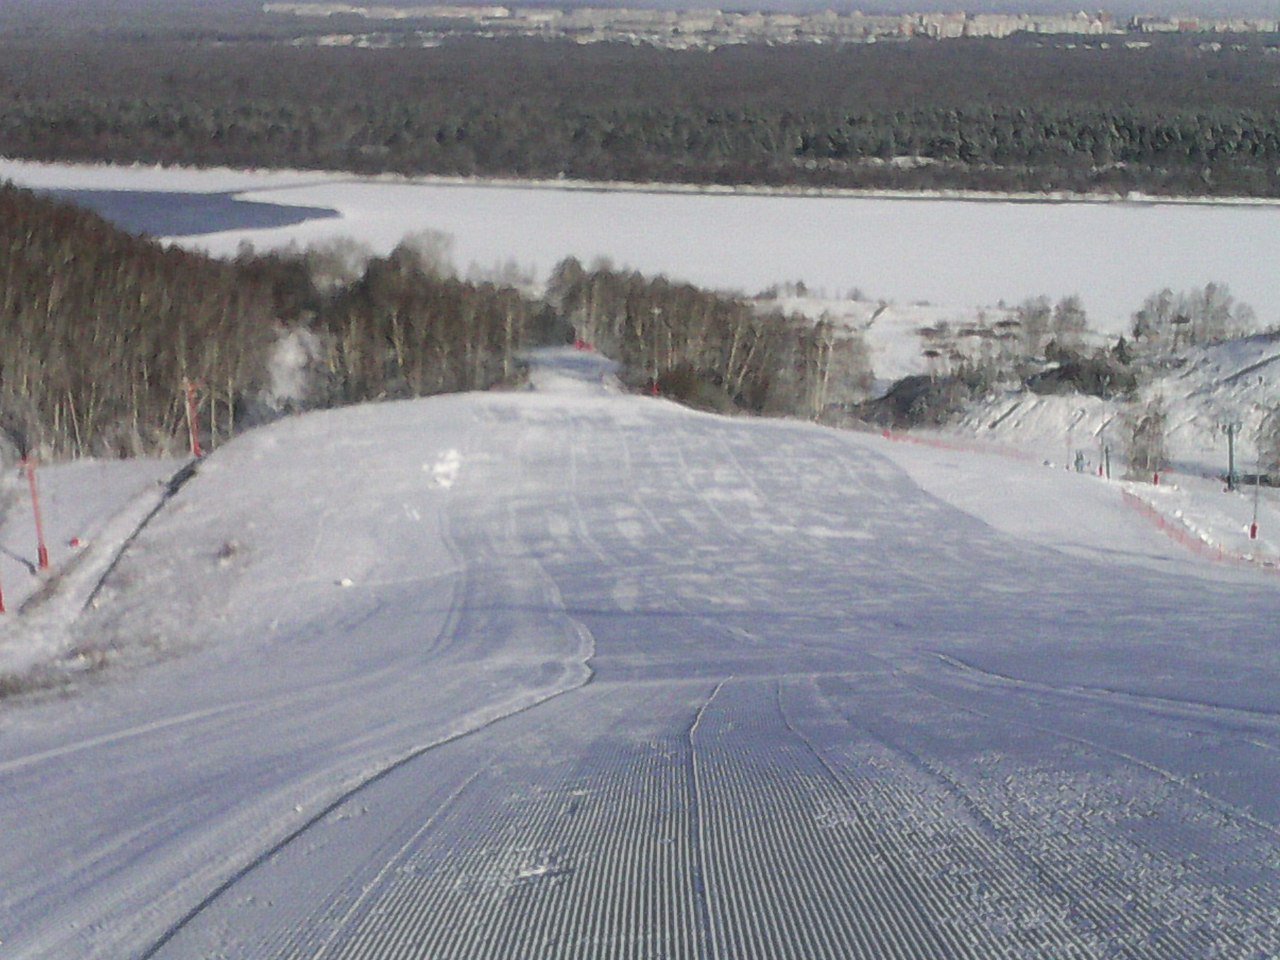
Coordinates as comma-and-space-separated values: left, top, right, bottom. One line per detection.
524, 347, 620, 381
44, 189, 339, 237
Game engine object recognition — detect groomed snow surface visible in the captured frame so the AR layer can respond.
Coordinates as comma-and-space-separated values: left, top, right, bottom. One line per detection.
2, 351, 1279, 959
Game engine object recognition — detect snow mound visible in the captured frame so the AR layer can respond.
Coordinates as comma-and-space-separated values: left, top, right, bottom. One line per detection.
427, 449, 461, 488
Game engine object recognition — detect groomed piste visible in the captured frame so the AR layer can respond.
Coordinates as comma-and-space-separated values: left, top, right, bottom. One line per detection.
2, 350, 1279, 959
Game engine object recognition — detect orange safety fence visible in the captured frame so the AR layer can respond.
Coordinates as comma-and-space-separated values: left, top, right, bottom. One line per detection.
880, 429, 1040, 463
1121, 490, 1279, 575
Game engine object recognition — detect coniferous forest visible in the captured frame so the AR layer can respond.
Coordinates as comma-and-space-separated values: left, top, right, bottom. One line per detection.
3, 28, 1280, 197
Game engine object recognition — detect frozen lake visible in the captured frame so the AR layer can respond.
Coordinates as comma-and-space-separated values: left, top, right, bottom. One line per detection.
5, 159, 1279, 332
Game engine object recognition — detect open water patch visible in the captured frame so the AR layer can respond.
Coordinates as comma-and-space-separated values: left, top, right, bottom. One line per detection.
43, 188, 339, 238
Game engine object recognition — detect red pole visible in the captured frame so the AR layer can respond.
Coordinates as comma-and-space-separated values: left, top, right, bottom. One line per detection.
185, 380, 204, 458
23, 458, 50, 571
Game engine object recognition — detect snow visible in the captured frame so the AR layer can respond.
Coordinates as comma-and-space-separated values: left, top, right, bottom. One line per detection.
1, 350, 1279, 958
763, 294, 1022, 390
264, 327, 327, 412
4, 158, 1280, 331
0, 459, 181, 675
889, 358, 1280, 572
0, 159, 349, 195
2, 158, 1280, 954
954, 334, 1280, 472
427, 449, 461, 488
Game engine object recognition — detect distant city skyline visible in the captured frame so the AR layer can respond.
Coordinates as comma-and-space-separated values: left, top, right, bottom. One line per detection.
344, 0, 1280, 19
9, 0, 1280, 25
565, 0, 1280, 19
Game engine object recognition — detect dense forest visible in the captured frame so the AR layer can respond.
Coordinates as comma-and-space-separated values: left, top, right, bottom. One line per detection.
4, 36, 1280, 195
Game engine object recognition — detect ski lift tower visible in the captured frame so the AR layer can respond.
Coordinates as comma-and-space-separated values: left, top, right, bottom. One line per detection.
1222, 420, 1243, 491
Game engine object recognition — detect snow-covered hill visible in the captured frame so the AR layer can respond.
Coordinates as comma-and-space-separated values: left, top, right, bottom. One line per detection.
1, 350, 1278, 959
765, 290, 1280, 569
958, 332, 1280, 473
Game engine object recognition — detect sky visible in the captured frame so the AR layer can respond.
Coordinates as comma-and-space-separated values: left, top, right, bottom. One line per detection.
9, 0, 1280, 20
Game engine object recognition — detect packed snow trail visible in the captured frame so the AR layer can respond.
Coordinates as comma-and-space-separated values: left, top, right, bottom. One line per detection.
2, 350, 1280, 958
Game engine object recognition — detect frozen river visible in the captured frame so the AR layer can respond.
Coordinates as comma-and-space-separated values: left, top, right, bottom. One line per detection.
5, 159, 1280, 331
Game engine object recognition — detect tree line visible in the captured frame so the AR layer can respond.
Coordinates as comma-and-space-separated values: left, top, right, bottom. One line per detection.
4, 37, 1280, 196
0, 184, 546, 460
547, 258, 871, 418
1, 183, 878, 461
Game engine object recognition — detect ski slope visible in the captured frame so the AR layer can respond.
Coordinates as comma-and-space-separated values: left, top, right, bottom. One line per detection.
2, 351, 1279, 959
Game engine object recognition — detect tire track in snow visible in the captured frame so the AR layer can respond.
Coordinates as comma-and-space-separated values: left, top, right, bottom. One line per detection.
0, 600, 469, 776
919, 657, 1280, 843
142, 411, 601, 960
612, 430, 759, 614
7, 533, 468, 783
816, 672, 1280, 958
138, 523, 593, 960
139, 671, 592, 960
800, 675, 1094, 956
853, 711, 1183, 958
933, 650, 1280, 724
504, 426, 770, 685
776, 678, 1009, 959
305, 769, 484, 960
686, 677, 727, 959
690, 675, 1041, 959
281, 682, 707, 959
611, 429, 770, 651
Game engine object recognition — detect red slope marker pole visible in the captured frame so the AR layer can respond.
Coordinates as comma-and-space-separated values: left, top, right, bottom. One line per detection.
184, 380, 204, 459
23, 457, 50, 571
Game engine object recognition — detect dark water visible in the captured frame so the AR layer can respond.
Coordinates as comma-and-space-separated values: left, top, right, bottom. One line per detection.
44, 188, 339, 237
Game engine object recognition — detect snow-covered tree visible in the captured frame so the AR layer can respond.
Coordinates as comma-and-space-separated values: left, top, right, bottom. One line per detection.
799, 316, 872, 419
1131, 287, 1176, 344
1258, 408, 1280, 477
303, 237, 373, 295
1050, 294, 1089, 352
1123, 397, 1168, 479
1015, 295, 1052, 357
1130, 283, 1258, 350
